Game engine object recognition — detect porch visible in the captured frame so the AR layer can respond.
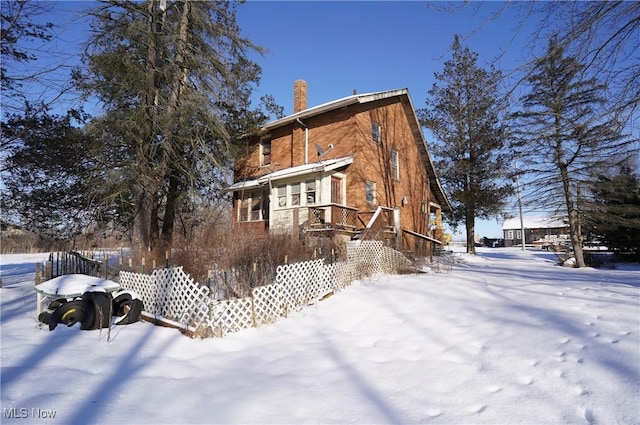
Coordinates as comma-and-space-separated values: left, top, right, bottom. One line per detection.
306, 204, 398, 242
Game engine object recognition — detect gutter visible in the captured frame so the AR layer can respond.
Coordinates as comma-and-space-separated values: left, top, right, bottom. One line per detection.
296, 118, 309, 165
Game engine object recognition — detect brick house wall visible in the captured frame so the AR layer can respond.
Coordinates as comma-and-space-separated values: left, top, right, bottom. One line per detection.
231, 84, 449, 254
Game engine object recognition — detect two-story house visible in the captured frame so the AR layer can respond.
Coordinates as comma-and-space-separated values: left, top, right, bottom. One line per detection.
228, 80, 451, 255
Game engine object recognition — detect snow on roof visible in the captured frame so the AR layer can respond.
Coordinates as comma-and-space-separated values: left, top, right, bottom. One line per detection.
502, 215, 568, 230
261, 89, 408, 130
227, 155, 354, 192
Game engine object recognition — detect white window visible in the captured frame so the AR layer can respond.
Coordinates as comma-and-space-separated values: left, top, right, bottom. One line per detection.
276, 180, 319, 208
291, 182, 300, 206
516, 230, 522, 240
372, 122, 381, 143
365, 181, 376, 205
507, 230, 514, 239
277, 185, 286, 207
391, 148, 399, 180
239, 190, 265, 222
305, 180, 316, 204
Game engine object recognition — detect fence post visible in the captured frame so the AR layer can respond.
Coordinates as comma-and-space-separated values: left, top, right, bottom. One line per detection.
103, 254, 108, 280
35, 263, 41, 285
165, 250, 169, 268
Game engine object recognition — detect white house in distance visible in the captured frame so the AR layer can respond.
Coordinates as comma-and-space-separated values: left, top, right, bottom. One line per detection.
502, 216, 569, 248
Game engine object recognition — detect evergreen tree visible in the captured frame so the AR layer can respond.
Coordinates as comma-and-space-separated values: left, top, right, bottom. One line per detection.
513, 36, 634, 267
420, 35, 513, 254
584, 163, 640, 260
1, 106, 96, 241
75, 0, 264, 263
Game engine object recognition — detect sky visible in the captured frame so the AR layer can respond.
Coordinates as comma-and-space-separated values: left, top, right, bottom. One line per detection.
1, 249, 639, 424
7, 1, 556, 238
232, 1, 545, 238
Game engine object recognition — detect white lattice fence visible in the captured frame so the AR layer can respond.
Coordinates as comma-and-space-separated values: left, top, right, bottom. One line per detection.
276, 259, 323, 315
380, 245, 412, 273
119, 267, 210, 331
119, 270, 158, 312
119, 242, 410, 338
211, 297, 254, 335
252, 283, 283, 326
346, 240, 384, 276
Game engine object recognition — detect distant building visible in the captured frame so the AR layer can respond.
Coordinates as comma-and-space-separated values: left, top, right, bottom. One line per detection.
502, 216, 569, 248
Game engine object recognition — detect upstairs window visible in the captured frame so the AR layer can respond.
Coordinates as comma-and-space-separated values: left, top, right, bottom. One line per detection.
391, 148, 399, 180
365, 181, 376, 205
260, 139, 271, 166
372, 122, 381, 143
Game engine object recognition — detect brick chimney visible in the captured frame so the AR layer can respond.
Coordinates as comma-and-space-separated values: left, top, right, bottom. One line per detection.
294, 79, 307, 113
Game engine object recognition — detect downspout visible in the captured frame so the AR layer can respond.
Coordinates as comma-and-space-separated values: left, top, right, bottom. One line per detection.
296, 118, 308, 164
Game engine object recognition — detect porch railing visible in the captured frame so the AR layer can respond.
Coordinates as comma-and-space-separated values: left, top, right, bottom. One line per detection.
357, 206, 397, 241
308, 204, 359, 231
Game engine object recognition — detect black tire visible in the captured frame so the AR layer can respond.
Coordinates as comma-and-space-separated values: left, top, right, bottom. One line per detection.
38, 311, 52, 325
112, 292, 143, 325
47, 298, 68, 311
49, 299, 89, 331
81, 291, 113, 330
112, 293, 133, 316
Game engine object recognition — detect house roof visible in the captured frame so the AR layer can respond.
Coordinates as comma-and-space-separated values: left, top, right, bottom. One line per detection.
261, 89, 408, 131
260, 88, 452, 212
502, 216, 568, 230
227, 155, 354, 191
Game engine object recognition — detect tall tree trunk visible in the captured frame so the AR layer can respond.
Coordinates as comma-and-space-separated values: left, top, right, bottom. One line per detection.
160, 171, 180, 261
152, 0, 190, 266
560, 166, 586, 267
466, 208, 476, 254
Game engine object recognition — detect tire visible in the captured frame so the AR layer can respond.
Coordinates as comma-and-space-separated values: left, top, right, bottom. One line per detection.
81, 291, 113, 330
47, 298, 68, 311
112, 292, 133, 316
49, 299, 89, 331
112, 292, 143, 325
38, 311, 53, 325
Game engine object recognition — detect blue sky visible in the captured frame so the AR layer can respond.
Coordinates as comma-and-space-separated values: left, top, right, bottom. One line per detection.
237, 1, 535, 117
235, 1, 541, 238
15, 1, 550, 238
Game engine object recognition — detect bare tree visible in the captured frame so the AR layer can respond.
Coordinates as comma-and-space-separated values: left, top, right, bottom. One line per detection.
513, 37, 635, 267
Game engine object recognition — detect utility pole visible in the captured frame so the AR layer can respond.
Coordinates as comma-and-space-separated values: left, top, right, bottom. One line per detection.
515, 161, 526, 251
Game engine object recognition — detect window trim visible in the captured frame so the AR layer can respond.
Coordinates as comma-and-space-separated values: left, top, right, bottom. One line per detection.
391, 148, 399, 181
274, 179, 318, 209
305, 179, 317, 205
238, 190, 266, 222
276, 184, 287, 208
290, 182, 301, 206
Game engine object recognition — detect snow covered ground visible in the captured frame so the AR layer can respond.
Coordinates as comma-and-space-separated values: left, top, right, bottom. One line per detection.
1, 248, 639, 425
